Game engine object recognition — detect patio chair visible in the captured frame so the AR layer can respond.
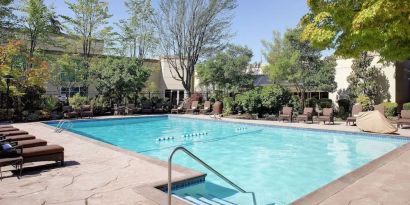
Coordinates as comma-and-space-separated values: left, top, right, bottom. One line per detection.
0, 125, 13, 129
18, 145, 64, 166
0, 156, 23, 180
317, 108, 334, 124
346, 104, 363, 125
153, 102, 165, 113
210, 101, 223, 119
279, 107, 293, 122
63, 106, 78, 119
6, 139, 47, 148
113, 104, 125, 115
397, 110, 410, 128
296, 107, 314, 123
186, 101, 200, 114
374, 104, 385, 116
125, 104, 137, 115
171, 101, 185, 114
141, 101, 153, 114
200, 101, 211, 114
80, 105, 93, 118
0, 130, 29, 136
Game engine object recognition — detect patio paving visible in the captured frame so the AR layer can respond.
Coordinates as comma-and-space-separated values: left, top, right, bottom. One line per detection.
1, 115, 410, 205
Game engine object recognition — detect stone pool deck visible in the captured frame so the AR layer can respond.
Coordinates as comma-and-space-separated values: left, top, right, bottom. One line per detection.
1, 114, 410, 205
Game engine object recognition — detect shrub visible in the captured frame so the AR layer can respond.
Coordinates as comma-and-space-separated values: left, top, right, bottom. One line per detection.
223, 97, 235, 115
288, 95, 301, 114
90, 96, 109, 115
305, 98, 318, 108
69, 93, 88, 110
260, 85, 291, 114
381, 102, 398, 117
318, 98, 333, 109
235, 89, 261, 114
403, 102, 410, 110
356, 95, 371, 111
337, 99, 351, 120
42, 96, 59, 112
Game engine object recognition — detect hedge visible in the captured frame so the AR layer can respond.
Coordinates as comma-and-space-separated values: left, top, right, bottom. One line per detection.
381, 102, 398, 117
403, 102, 410, 110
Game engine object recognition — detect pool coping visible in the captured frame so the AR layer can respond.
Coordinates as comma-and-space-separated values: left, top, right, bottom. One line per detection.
42, 114, 410, 205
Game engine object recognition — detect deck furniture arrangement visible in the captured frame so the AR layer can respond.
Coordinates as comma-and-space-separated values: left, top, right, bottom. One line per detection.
346, 104, 363, 125
80, 105, 93, 118
113, 104, 126, 115
397, 110, 410, 128
296, 107, 314, 123
200, 101, 211, 114
317, 108, 335, 125
125, 104, 137, 115
279, 107, 293, 122
186, 101, 200, 114
62, 106, 78, 119
0, 126, 65, 180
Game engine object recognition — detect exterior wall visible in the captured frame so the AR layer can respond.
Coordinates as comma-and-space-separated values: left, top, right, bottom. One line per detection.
329, 55, 397, 103
159, 58, 186, 91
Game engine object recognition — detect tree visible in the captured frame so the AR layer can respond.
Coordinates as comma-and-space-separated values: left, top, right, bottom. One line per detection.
196, 45, 254, 94
300, 0, 410, 62
62, 0, 112, 58
346, 52, 390, 105
117, 0, 157, 58
21, 0, 61, 59
49, 54, 88, 97
90, 57, 151, 104
263, 28, 337, 108
1, 0, 18, 42
154, 0, 237, 97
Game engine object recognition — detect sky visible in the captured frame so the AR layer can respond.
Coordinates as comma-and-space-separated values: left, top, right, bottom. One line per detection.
43, 0, 310, 62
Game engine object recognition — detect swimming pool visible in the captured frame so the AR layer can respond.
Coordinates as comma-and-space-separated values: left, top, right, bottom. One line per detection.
47, 116, 409, 204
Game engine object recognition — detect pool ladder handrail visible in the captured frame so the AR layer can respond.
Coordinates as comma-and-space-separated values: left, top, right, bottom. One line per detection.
55, 119, 73, 133
168, 146, 257, 205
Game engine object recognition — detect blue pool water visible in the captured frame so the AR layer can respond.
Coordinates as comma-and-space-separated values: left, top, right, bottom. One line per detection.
47, 116, 408, 204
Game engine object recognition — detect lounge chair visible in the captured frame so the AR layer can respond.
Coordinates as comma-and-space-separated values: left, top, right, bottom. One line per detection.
200, 101, 211, 114
296, 107, 314, 123
0, 125, 13, 129
374, 104, 385, 116
186, 101, 199, 114
141, 101, 153, 114
397, 110, 410, 128
317, 108, 334, 124
1, 134, 36, 141
63, 106, 78, 119
0, 127, 18, 132
80, 105, 93, 118
210, 101, 223, 119
171, 101, 186, 114
346, 104, 363, 125
279, 107, 293, 122
125, 104, 137, 115
0, 130, 29, 136
18, 145, 64, 166
2, 138, 47, 148
153, 102, 164, 113
0, 156, 23, 180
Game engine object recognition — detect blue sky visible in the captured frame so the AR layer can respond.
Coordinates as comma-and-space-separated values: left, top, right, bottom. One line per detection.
44, 0, 309, 62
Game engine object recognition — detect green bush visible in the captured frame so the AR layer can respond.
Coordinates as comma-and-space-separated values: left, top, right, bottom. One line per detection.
90, 95, 109, 115
42, 96, 59, 112
305, 98, 318, 108
260, 85, 291, 114
235, 89, 261, 114
223, 97, 235, 115
357, 95, 371, 111
69, 93, 88, 110
381, 102, 398, 117
289, 95, 301, 114
318, 98, 333, 109
337, 99, 351, 120
403, 102, 410, 110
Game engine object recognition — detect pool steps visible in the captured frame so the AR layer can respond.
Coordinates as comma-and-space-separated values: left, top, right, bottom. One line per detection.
175, 193, 236, 205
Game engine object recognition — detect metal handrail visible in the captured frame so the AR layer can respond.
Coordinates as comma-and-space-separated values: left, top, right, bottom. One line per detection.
55, 120, 73, 133
168, 146, 257, 205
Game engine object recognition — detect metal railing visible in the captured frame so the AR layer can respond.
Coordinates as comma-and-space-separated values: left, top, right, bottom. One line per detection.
55, 119, 73, 133
167, 146, 257, 205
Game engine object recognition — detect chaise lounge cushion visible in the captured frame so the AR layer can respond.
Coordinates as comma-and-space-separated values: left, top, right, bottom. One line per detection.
21, 145, 64, 157
5, 135, 36, 141
16, 139, 47, 148
0, 127, 19, 132
0, 130, 29, 136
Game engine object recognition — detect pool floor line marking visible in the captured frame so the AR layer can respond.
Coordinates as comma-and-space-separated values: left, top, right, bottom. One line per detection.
138, 129, 264, 153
